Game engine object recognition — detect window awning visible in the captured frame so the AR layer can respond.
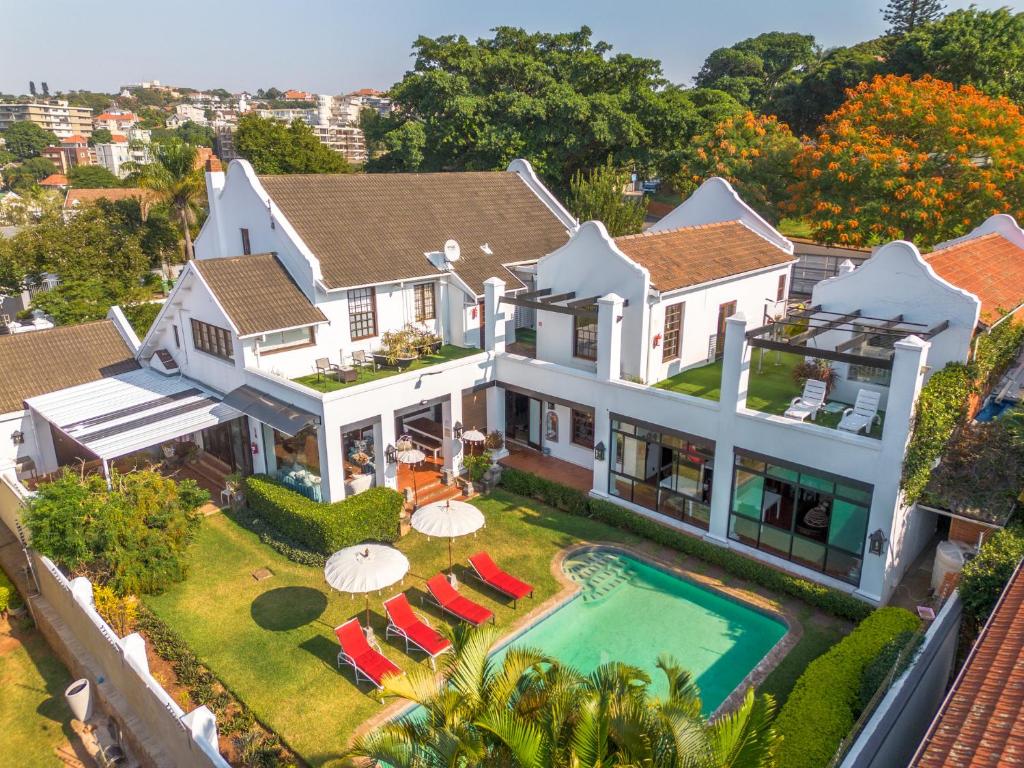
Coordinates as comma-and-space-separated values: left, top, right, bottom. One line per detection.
222, 385, 319, 436
24, 368, 240, 461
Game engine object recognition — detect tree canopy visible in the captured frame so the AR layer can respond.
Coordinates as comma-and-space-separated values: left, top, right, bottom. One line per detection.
567, 159, 647, 236
2, 121, 58, 160
365, 26, 741, 191
68, 164, 123, 188
3, 156, 58, 192
788, 74, 1024, 247
90, 127, 113, 144
234, 114, 351, 174
882, 0, 945, 35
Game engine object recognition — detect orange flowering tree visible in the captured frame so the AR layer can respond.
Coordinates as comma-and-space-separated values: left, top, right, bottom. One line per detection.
672, 112, 801, 223
788, 75, 1024, 247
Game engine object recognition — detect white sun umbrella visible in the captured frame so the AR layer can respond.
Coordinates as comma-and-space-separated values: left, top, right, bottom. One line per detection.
461, 428, 486, 455
396, 444, 426, 505
411, 499, 485, 580
324, 544, 410, 629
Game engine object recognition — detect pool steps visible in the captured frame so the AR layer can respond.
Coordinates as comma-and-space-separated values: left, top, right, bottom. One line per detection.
565, 550, 637, 603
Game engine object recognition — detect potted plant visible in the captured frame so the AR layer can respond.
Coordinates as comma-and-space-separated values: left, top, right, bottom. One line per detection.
376, 328, 419, 369
484, 430, 505, 452
414, 325, 443, 356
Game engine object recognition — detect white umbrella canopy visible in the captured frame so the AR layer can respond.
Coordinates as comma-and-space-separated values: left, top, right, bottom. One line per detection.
411, 499, 485, 574
324, 544, 410, 626
461, 429, 485, 443
396, 448, 426, 465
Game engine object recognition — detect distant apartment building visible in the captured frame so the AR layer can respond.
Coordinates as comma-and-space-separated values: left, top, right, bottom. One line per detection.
40, 135, 94, 175
94, 111, 138, 133
213, 126, 239, 162
255, 106, 317, 124
310, 124, 367, 165
0, 101, 93, 139
93, 136, 151, 178
336, 88, 393, 123
172, 103, 207, 125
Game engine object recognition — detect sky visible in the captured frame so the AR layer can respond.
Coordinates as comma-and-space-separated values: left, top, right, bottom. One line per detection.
2, 0, 1020, 95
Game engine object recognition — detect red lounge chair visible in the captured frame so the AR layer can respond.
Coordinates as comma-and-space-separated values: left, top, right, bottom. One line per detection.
425, 574, 494, 626
468, 552, 534, 607
384, 593, 452, 667
334, 618, 401, 690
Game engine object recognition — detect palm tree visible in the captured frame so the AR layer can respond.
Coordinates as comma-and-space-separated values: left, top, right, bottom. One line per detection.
135, 139, 205, 261
346, 625, 779, 768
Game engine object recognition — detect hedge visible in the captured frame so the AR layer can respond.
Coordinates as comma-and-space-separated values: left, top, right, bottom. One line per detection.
244, 475, 402, 555
0, 568, 18, 614
958, 523, 1024, 630
773, 607, 921, 768
499, 468, 873, 623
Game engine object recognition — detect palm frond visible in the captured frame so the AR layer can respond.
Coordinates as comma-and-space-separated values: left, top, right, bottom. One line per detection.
706, 689, 779, 768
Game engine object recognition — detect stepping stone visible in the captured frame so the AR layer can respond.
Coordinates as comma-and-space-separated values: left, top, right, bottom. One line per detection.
252, 567, 273, 582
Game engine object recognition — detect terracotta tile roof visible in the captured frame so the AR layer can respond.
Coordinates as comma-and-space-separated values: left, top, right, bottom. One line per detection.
64, 187, 158, 209
258, 171, 571, 294
926, 233, 1024, 325
192, 253, 327, 337
96, 112, 135, 122
351, 88, 385, 96
614, 221, 794, 292
39, 174, 68, 187
0, 320, 139, 413
110, 134, 128, 143
61, 135, 88, 145
912, 562, 1024, 767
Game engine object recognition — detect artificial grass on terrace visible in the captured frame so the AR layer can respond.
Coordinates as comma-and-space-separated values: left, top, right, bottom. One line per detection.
656, 351, 886, 433
293, 345, 482, 393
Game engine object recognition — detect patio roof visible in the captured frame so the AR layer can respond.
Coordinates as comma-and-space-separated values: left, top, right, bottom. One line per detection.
24, 368, 240, 461
222, 385, 319, 436
745, 306, 950, 370
500, 288, 629, 321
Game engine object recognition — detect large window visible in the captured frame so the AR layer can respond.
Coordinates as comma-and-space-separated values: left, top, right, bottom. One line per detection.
414, 282, 436, 321
663, 303, 683, 362
571, 409, 594, 448
728, 450, 871, 585
573, 316, 598, 361
609, 417, 714, 530
270, 424, 322, 501
347, 287, 378, 340
190, 318, 234, 361
260, 327, 314, 353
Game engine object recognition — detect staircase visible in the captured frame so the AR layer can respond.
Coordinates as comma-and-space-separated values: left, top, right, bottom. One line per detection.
564, 550, 636, 603
175, 452, 230, 497
410, 473, 467, 508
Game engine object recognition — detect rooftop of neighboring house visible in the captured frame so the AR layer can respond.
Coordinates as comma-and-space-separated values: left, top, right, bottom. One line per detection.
349, 88, 385, 97
192, 253, 327, 337
613, 220, 795, 293
39, 174, 68, 188
257, 170, 573, 294
110, 134, 128, 143
95, 111, 136, 122
926, 229, 1024, 325
63, 187, 158, 209
61, 135, 88, 145
0, 320, 139, 414
911, 561, 1024, 767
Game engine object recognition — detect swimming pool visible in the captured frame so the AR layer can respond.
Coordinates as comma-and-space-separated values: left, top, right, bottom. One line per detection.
974, 397, 1016, 422
493, 548, 788, 714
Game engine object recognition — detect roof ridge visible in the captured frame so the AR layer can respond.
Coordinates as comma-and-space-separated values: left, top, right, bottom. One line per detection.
925, 230, 1010, 258
258, 170, 515, 181
614, 219, 743, 242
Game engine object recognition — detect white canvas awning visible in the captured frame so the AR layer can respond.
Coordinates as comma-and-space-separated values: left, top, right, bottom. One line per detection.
24, 368, 240, 461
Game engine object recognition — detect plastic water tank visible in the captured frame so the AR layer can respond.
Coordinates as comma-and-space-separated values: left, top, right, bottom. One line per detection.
931, 540, 966, 592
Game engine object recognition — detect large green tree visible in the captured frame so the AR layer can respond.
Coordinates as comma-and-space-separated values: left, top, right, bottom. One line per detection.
882, 0, 945, 35
887, 8, 1024, 103
234, 114, 351, 175
134, 139, 206, 260
694, 32, 819, 110
2, 121, 58, 160
3, 156, 58, 192
568, 159, 648, 235
68, 164, 123, 188
348, 624, 778, 768
90, 127, 113, 145
366, 26, 736, 190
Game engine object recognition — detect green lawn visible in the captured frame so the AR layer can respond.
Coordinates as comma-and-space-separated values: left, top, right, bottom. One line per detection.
294, 345, 481, 393
0, 621, 74, 767
656, 352, 885, 433
145, 493, 642, 765
757, 613, 848, 704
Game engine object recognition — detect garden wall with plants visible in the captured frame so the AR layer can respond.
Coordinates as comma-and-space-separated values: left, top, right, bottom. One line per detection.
499, 468, 873, 622
244, 475, 402, 554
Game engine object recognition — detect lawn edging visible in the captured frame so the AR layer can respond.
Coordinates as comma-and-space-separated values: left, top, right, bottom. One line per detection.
498, 468, 873, 623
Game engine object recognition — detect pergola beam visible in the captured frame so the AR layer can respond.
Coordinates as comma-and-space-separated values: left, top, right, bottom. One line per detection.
788, 309, 862, 345
538, 291, 577, 304
748, 337, 894, 369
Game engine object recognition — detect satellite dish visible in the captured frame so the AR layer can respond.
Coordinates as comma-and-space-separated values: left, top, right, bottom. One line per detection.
444, 239, 461, 262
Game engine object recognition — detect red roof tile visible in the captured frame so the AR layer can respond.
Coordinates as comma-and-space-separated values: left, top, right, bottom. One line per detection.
926, 233, 1024, 324
613, 221, 793, 292
912, 562, 1024, 767
39, 174, 68, 187
96, 112, 136, 122
61, 135, 88, 145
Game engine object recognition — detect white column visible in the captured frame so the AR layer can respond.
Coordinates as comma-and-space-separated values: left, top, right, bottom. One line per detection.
707, 312, 749, 542
596, 293, 624, 382
591, 406, 610, 494
486, 385, 508, 460
857, 334, 930, 603
483, 277, 508, 354
248, 417, 268, 475
319, 421, 345, 502
442, 392, 464, 474
377, 409, 398, 490
719, 312, 750, 413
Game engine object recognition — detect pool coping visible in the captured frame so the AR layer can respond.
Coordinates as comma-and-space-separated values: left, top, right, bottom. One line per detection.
351, 539, 801, 740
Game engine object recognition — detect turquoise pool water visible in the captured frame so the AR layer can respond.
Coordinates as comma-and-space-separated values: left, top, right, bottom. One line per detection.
491, 549, 787, 714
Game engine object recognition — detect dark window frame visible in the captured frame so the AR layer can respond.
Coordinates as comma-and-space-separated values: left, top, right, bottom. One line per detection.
573, 316, 598, 361
190, 318, 234, 362
347, 287, 378, 340
776, 274, 787, 302
240, 228, 251, 255
663, 302, 683, 362
172, 324, 180, 349
571, 409, 595, 449
414, 282, 436, 321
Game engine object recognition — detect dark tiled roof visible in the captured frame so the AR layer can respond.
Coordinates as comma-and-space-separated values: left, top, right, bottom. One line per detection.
258, 171, 571, 294
912, 562, 1024, 767
614, 221, 793, 292
926, 232, 1024, 325
0, 320, 139, 413
192, 253, 327, 337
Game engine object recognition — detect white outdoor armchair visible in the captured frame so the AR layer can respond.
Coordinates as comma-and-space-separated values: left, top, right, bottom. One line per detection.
785, 379, 828, 422
838, 389, 882, 435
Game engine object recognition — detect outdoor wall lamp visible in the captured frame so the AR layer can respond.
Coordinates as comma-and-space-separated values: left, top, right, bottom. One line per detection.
453, 421, 464, 439
869, 529, 887, 556
594, 441, 606, 462
385, 444, 397, 464
11, 430, 24, 445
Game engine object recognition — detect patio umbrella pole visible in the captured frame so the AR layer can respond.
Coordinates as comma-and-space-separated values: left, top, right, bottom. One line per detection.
448, 537, 453, 574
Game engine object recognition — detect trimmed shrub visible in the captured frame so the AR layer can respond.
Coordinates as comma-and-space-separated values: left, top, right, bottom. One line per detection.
244, 475, 401, 554
0, 569, 20, 613
774, 607, 921, 768
499, 468, 873, 622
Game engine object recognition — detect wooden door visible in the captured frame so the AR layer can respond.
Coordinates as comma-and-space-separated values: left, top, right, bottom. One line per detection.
716, 300, 737, 358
